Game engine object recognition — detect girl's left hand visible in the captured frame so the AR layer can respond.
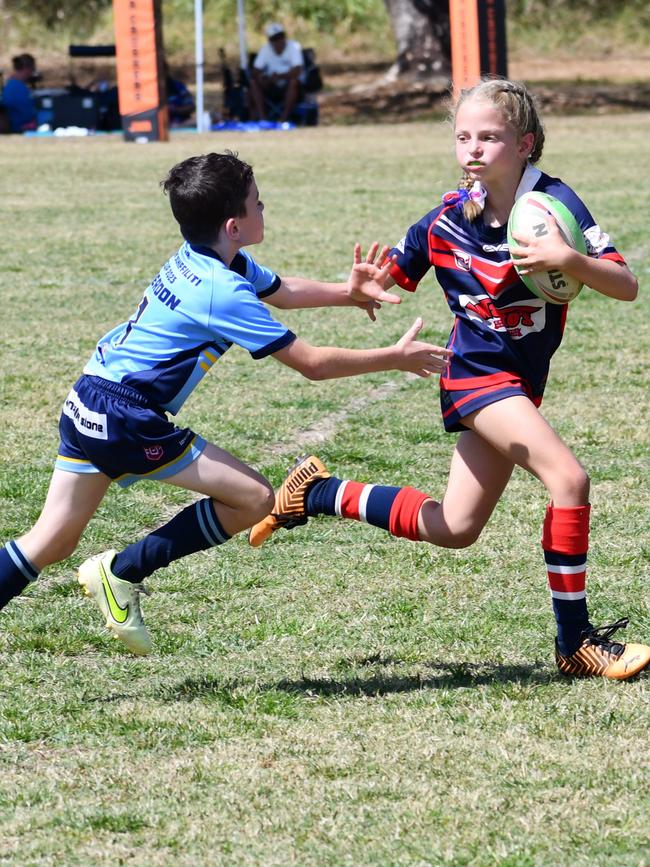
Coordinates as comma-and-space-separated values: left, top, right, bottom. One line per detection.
509, 216, 573, 275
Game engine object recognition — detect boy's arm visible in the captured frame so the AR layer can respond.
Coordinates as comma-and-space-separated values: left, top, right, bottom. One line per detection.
272, 317, 452, 380
266, 243, 401, 320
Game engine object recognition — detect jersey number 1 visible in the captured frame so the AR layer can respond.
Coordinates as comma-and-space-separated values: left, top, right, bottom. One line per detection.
116, 296, 149, 346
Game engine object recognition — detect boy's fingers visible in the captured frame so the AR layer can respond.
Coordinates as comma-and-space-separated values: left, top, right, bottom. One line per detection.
353, 242, 361, 265
365, 241, 379, 263
376, 245, 391, 267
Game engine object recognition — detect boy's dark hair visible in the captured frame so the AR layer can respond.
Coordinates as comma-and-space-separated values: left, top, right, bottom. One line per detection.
161, 151, 254, 246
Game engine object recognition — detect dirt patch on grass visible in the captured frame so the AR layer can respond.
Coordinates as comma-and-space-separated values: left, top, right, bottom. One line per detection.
317, 55, 650, 123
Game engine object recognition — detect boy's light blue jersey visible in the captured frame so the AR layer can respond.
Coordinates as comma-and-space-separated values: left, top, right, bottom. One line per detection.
84, 243, 295, 415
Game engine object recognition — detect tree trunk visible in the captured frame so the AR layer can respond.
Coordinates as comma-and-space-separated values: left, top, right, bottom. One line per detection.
384, 0, 451, 81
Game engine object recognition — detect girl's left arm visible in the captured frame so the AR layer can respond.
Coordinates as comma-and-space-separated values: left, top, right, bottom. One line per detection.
510, 219, 638, 302
560, 251, 638, 302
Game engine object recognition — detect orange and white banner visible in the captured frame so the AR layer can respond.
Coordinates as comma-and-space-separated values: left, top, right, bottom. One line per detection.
450, 0, 508, 97
113, 0, 168, 141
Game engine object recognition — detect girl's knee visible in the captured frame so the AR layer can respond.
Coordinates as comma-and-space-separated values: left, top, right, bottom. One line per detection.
549, 463, 590, 504
444, 526, 483, 549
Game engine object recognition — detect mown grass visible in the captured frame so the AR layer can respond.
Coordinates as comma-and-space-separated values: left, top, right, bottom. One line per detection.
0, 117, 649, 865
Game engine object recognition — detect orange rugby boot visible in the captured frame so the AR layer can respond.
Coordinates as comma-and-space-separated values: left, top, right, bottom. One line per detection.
249, 455, 330, 547
555, 618, 650, 680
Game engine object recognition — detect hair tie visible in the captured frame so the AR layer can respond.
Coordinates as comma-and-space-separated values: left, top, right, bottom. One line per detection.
442, 182, 486, 211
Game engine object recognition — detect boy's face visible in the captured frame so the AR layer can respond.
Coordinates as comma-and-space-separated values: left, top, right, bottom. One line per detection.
236, 179, 265, 246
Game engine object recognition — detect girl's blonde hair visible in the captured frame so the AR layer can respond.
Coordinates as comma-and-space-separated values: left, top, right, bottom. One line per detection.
452, 78, 545, 221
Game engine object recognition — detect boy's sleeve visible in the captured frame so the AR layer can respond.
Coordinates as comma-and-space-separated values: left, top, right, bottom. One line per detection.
231, 250, 282, 298
209, 271, 295, 359
387, 212, 435, 292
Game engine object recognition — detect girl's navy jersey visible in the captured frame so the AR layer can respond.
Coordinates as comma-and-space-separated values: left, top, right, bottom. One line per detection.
84, 243, 294, 415
388, 165, 625, 402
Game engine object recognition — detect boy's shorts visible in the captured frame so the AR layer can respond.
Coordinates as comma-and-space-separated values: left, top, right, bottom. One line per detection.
56, 375, 206, 488
440, 374, 543, 433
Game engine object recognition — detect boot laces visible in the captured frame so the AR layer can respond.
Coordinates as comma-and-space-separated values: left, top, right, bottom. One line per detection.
271, 513, 308, 531
582, 617, 628, 656
131, 583, 150, 623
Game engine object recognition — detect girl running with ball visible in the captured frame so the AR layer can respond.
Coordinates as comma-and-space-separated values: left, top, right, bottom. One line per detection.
251, 79, 649, 680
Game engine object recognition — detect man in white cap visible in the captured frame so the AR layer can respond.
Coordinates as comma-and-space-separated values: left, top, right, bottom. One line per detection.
249, 23, 304, 123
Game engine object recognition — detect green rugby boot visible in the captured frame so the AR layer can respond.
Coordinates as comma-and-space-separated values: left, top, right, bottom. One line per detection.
78, 550, 152, 656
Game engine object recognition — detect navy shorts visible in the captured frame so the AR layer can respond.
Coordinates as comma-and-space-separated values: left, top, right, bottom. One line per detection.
56, 375, 206, 488
440, 374, 543, 433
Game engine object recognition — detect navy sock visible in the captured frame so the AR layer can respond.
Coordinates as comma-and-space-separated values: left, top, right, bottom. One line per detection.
112, 498, 231, 583
0, 541, 39, 610
305, 477, 341, 516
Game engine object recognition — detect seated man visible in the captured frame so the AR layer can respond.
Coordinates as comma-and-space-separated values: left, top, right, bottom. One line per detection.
2, 53, 38, 133
249, 23, 303, 123
165, 64, 195, 126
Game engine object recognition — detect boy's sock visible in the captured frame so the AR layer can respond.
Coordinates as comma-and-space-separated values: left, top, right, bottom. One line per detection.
542, 504, 591, 656
0, 540, 40, 609
112, 498, 231, 583
306, 477, 429, 541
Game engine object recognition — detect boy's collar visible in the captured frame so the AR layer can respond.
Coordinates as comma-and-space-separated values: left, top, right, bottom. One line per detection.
189, 243, 225, 262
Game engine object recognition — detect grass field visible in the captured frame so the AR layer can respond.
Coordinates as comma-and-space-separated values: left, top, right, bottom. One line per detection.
0, 117, 649, 865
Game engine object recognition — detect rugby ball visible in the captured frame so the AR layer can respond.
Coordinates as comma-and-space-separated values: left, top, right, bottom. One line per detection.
507, 191, 587, 304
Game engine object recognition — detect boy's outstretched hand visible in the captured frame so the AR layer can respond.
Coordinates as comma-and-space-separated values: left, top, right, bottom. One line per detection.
348, 242, 402, 321
394, 317, 453, 378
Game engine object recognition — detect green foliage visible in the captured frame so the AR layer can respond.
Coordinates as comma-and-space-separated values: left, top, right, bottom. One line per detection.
3, 0, 113, 33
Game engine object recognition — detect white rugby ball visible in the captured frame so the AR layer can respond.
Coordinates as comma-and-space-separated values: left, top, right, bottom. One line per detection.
507, 191, 587, 304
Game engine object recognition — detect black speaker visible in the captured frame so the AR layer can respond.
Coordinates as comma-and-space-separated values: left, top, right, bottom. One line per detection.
35, 93, 100, 130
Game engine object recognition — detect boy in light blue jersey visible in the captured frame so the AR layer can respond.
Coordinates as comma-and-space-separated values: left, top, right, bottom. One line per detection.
0, 151, 451, 655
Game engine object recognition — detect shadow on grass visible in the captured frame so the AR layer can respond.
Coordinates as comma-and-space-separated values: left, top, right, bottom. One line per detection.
276, 661, 553, 697
156, 659, 553, 704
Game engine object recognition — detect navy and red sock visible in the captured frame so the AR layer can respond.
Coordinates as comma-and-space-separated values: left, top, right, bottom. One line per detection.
306, 477, 429, 541
542, 504, 591, 656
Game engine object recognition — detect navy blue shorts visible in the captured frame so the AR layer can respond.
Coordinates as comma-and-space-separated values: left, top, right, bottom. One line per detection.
56, 375, 206, 488
440, 374, 543, 433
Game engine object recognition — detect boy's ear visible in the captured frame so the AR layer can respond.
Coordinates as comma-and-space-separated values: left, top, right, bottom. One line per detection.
223, 216, 240, 240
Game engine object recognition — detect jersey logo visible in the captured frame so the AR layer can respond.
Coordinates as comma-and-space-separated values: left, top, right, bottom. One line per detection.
452, 249, 472, 271
460, 294, 546, 339
482, 243, 510, 253
144, 445, 164, 461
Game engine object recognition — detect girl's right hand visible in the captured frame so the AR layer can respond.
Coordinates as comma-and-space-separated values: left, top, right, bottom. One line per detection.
395, 317, 453, 378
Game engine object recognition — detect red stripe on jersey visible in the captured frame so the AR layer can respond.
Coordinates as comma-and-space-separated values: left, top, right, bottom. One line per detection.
602, 251, 625, 265
429, 235, 518, 297
547, 570, 587, 593
388, 261, 418, 292
339, 481, 365, 521
542, 505, 590, 554
388, 487, 429, 540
